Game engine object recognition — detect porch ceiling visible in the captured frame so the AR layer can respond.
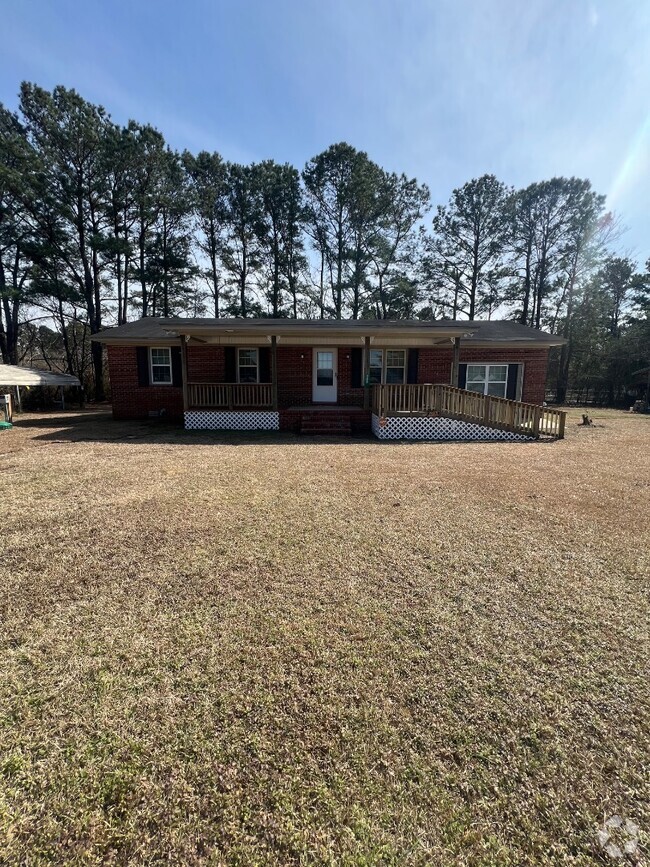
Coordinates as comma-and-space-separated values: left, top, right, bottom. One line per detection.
184, 334, 464, 347
168, 321, 477, 341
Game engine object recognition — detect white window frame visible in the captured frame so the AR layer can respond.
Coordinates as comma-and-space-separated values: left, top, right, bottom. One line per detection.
149, 346, 172, 385
366, 348, 407, 385
237, 347, 259, 384
465, 363, 508, 398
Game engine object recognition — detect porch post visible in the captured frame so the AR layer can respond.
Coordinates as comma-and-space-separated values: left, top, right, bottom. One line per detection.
271, 335, 278, 410
180, 335, 189, 411
363, 335, 371, 410
451, 336, 461, 388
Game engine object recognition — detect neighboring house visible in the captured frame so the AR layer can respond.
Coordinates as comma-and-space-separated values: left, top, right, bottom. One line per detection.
92, 318, 566, 440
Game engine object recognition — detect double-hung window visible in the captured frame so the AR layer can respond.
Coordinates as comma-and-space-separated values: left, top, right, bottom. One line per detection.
466, 364, 508, 398
238, 348, 259, 383
367, 349, 406, 385
385, 350, 406, 384
150, 347, 172, 384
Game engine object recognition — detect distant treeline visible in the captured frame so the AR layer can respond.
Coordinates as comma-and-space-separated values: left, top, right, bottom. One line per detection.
1, 83, 648, 404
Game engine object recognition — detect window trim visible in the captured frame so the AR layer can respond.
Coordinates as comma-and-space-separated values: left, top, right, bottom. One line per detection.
237, 347, 260, 384
366, 348, 407, 385
149, 346, 173, 386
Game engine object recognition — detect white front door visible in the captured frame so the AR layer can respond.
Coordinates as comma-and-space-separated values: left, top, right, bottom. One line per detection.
312, 348, 338, 403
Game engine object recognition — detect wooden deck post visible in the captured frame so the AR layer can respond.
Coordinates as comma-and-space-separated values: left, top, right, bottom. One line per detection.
271, 335, 278, 410
180, 336, 189, 411
483, 395, 491, 425
363, 335, 371, 410
532, 405, 542, 438
451, 337, 461, 387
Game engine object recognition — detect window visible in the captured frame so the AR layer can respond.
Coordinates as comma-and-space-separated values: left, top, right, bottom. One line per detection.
316, 351, 334, 386
368, 349, 383, 384
385, 350, 406, 384
238, 348, 259, 383
366, 349, 406, 385
466, 364, 508, 398
150, 347, 172, 384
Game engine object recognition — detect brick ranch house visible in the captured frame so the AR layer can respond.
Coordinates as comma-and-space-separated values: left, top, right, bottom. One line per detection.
93, 318, 567, 441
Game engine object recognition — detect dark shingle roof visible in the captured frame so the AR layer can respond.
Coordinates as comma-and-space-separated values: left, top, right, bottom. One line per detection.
463, 321, 562, 344
92, 317, 564, 345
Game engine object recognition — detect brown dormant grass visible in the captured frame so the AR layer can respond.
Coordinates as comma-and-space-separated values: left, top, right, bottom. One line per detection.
1, 408, 648, 865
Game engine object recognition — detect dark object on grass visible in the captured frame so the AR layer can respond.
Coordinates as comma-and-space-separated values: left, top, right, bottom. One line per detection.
580, 414, 593, 426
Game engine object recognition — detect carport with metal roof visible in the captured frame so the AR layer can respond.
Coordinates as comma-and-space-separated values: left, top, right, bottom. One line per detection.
0, 364, 81, 421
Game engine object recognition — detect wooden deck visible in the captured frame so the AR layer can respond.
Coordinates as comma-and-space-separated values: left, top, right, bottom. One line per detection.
187, 381, 566, 440
372, 383, 566, 439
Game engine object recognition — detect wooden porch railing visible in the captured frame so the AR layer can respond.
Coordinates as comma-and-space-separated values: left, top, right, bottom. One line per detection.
372, 383, 566, 439
188, 382, 274, 409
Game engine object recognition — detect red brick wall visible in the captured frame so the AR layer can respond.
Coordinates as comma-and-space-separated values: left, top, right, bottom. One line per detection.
183, 344, 364, 408
275, 346, 364, 408
186, 345, 225, 382
107, 342, 550, 420
418, 346, 549, 405
107, 345, 184, 420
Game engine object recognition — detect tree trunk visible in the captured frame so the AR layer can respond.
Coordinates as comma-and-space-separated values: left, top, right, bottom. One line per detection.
0, 260, 19, 364
335, 211, 343, 318
240, 235, 247, 317
139, 217, 148, 316
162, 213, 169, 318
273, 237, 280, 316
519, 240, 532, 325
469, 234, 479, 319
210, 246, 219, 318
77, 182, 105, 401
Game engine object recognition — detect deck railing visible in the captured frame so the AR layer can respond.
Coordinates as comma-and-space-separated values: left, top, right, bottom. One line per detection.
372, 383, 566, 439
188, 382, 274, 409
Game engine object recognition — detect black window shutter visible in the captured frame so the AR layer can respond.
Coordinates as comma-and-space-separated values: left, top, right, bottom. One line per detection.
259, 347, 271, 383
136, 346, 149, 386
171, 347, 183, 387
350, 348, 362, 388
506, 363, 519, 400
225, 347, 236, 382
458, 363, 467, 389
407, 349, 419, 384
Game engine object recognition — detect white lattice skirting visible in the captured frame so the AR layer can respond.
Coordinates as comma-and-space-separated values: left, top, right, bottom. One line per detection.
184, 411, 280, 431
371, 414, 533, 442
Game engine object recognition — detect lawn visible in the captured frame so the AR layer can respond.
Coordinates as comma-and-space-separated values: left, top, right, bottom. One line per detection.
0, 408, 648, 865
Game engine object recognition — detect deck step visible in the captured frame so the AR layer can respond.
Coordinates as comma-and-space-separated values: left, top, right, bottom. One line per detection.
299, 413, 352, 435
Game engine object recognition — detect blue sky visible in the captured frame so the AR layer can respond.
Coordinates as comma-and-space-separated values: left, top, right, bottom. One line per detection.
2, 0, 649, 261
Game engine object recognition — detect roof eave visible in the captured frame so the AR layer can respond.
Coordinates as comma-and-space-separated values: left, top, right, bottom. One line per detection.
464, 338, 567, 348
168, 325, 478, 340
